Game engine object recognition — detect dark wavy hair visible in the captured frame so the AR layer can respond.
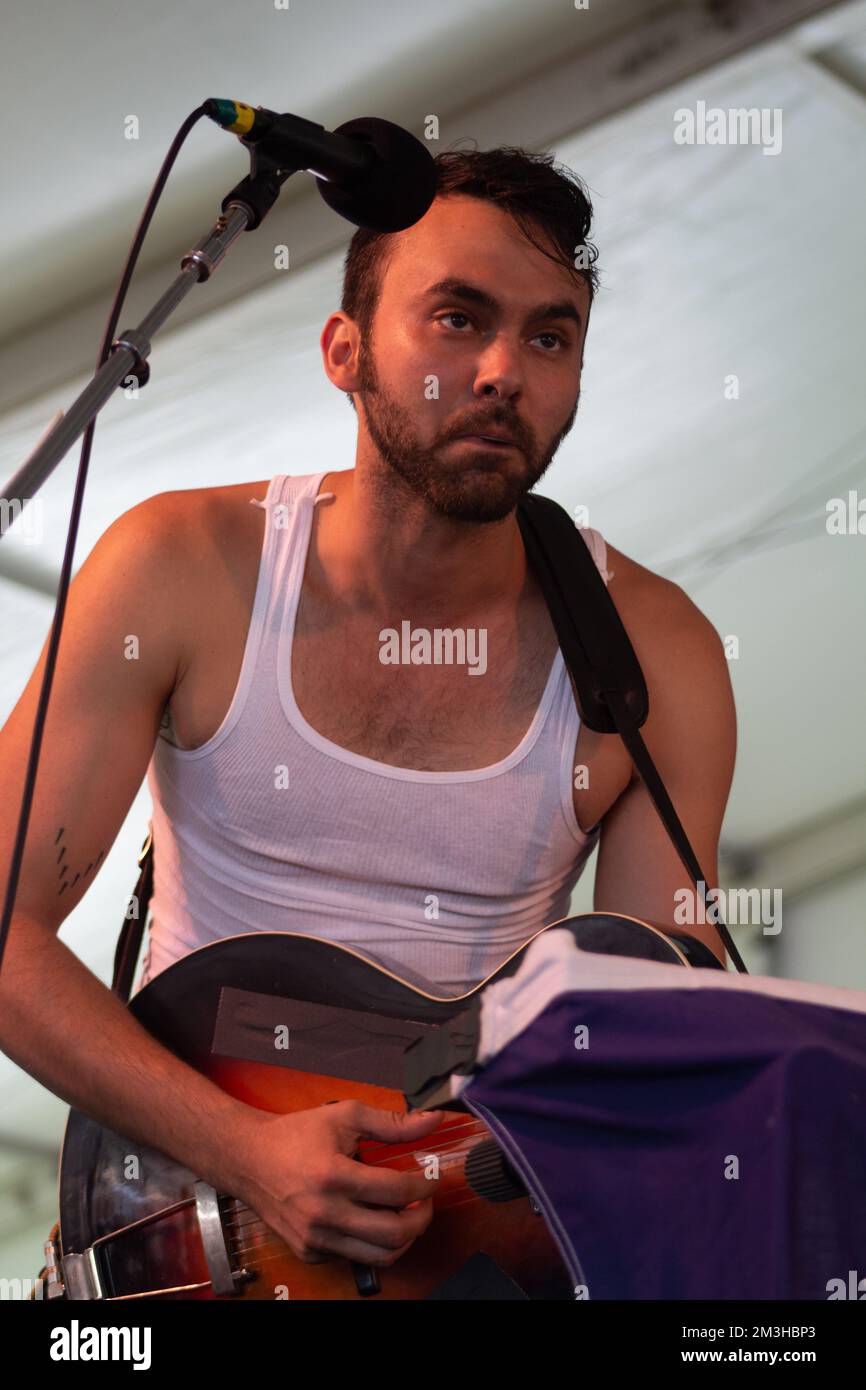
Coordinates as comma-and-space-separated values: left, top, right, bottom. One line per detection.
339, 144, 600, 410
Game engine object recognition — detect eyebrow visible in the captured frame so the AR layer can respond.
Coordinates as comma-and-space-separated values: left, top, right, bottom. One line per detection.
419, 277, 583, 330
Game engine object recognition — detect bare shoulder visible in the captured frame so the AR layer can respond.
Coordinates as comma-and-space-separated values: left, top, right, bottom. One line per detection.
113, 478, 271, 681
603, 539, 726, 657
134, 477, 271, 529
122, 478, 272, 572
600, 539, 735, 783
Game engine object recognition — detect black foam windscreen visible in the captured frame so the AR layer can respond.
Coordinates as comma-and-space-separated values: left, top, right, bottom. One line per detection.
315, 117, 437, 232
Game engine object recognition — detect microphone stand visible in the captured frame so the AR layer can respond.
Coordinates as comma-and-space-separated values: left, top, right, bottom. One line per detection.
1, 143, 295, 520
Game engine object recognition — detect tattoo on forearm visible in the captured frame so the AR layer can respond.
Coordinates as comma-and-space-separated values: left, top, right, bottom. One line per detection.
55, 827, 105, 896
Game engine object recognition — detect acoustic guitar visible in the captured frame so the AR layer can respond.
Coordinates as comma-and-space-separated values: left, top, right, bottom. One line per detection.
47, 912, 722, 1301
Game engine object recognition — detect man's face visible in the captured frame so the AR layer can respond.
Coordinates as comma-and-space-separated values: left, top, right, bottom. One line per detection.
350, 194, 591, 523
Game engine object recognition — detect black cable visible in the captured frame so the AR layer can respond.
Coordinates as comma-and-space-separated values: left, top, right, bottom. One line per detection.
0, 105, 210, 978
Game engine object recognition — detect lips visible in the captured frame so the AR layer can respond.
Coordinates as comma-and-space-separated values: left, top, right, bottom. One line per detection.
460, 433, 516, 446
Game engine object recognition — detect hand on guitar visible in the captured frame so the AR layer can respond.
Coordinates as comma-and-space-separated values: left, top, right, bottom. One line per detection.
231, 1101, 445, 1267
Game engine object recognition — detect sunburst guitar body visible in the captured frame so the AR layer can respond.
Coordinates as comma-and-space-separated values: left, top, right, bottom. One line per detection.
54, 912, 719, 1300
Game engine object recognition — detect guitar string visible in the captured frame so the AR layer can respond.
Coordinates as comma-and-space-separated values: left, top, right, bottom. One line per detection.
229, 1201, 486, 1263
356, 1118, 484, 1153
225, 1184, 489, 1251
219, 1122, 489, 1227
225, 1191, 490, 1257
218, 1118, 507, 1259
224, 1184, 487, 1240
228, 1195, 487, 1264
211, 1114, 484, 1168
221, 1165, 486, 1232
225, 1193, 478, 1249
219, 1125, 488, 1214
221, 1171, 479, 1230
224, 1196, 478, 1249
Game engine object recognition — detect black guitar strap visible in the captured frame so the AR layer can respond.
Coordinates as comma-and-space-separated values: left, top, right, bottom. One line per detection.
112, 490, 746, 1000
517, 493, 746, 973
112, 823, 154, 1003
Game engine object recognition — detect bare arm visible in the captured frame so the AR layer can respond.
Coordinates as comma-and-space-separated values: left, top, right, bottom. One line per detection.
0, 494, 257, 1194
592, 563, 737, 966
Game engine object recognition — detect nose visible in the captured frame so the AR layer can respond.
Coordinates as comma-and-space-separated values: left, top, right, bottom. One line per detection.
472, 334, 523, 403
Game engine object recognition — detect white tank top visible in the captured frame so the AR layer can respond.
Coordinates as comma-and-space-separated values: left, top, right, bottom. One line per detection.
137, 470, 611, 997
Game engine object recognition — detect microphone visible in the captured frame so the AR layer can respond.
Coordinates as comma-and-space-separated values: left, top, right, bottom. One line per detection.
203, 99, 437, 233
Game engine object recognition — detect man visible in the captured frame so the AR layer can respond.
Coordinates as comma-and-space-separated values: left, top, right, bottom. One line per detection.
0, 148, 736, 1276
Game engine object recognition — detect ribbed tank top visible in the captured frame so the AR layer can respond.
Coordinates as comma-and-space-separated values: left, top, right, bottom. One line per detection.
137, 470, 611, 998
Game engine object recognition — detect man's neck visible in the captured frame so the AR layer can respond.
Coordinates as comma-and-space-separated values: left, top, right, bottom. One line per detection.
312, 466, 530, 620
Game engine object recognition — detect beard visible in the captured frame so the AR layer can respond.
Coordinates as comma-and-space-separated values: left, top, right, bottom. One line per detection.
354, 335, 579, 524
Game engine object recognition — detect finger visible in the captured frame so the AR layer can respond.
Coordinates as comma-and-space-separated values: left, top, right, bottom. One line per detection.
307, 1195, 434, 1258
328, 1152, 441, 1206
340, 1101, 445, 1147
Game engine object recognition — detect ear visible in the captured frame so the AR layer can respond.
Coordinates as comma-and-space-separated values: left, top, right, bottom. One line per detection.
320, 311, 363, 398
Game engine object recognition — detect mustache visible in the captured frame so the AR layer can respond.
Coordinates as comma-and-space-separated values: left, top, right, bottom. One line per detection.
453, 422, 522, 440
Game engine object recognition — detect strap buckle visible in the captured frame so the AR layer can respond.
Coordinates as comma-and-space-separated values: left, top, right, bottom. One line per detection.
137, 821, 153, 867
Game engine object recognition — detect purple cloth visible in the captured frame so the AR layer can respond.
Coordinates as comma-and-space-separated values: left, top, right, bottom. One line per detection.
462, 984, 866, 1299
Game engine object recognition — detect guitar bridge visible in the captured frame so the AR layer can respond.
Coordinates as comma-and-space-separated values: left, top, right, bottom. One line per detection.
52, 1186, 250, 1300
194, 1181, 248, 1296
